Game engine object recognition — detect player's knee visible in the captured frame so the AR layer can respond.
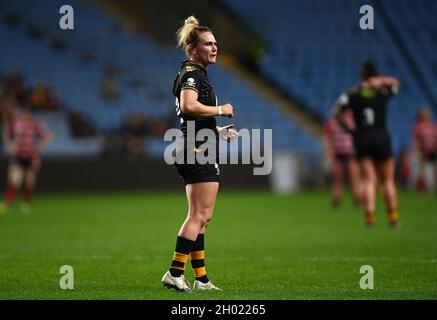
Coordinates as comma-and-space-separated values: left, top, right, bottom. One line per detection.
366, 174, 377, 185
384, 179, 395, 190
25, 176, 36, 188
204, 217, 212, 227
189, 205, 213, 226
196, 211, 212, 228
200, 218, 212, 229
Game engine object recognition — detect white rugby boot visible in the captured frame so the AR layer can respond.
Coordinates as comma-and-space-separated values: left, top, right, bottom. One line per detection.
193, 280, 222, 291
161, 271, 191, 292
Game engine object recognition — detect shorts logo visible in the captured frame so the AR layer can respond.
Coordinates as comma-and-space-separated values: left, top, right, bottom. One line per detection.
164, 121, 273, 176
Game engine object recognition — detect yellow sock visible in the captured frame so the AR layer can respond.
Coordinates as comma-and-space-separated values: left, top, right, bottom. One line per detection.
388, 210, 399, 223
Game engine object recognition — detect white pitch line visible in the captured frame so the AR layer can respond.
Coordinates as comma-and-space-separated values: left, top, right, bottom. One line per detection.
300, 256, 437, 264
1, 254, 436, 264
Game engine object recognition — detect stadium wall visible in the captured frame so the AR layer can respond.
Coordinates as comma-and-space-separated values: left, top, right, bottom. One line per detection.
0, 158, 269, 192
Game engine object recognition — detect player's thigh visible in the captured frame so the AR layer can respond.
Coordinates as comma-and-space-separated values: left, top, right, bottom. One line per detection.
186, 182, 219, 215
24, 168, 38, 186
332, 160, 344, 180
31, 158, 42, 172
8, 164, 24, 185
418, 157, 427, 173
358, 158, 377, 183
347, 159, 360, 178
376, 158, 395, 183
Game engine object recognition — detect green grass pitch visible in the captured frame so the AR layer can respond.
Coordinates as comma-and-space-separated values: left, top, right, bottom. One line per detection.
0, 190, 436, 299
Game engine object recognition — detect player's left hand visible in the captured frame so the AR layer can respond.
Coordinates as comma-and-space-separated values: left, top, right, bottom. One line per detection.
217, 124, 239, 142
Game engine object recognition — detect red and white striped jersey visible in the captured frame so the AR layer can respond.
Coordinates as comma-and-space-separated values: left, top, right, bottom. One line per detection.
324, 114, 355, 156
413, 120, 437, 154
7, 118, 49, 159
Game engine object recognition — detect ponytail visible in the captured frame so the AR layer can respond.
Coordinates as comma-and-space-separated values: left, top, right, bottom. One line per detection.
176, 15, 212, 56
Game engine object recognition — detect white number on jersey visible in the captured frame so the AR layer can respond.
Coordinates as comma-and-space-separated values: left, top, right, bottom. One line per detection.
363, 107, 375, 126
175, 97, 184, 124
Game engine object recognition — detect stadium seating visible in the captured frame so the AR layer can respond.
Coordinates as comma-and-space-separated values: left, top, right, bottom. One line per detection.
220, 0, 435, 154
0, 0, 321, 162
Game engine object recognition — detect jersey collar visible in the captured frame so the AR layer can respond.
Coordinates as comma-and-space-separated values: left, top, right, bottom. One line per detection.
181, 60, 207, 73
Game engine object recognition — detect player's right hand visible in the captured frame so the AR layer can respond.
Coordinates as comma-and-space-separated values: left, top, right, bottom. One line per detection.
221, 103, 234, 118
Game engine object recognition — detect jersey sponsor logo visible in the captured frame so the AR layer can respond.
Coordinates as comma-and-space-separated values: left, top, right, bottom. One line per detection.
186, 66, 197, 72
360, 87, 376, 98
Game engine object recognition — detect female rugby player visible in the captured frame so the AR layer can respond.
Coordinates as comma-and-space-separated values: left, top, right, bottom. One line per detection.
324, 107, 362, 207
3, 105, 52, 213
412, 106, 437, 195
335, 61, 400, 227
161, 16, 237, 292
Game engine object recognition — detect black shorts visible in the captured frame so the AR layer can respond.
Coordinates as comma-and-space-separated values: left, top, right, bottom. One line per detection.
354, 130, 393, 162
335, 154, 354, 163
175, 163, 220, 185
12, 157, 34, 169
422, 153, 437, 162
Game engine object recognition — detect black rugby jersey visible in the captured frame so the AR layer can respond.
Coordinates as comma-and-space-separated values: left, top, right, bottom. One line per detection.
172, 60, 219, 162
173, 60, 218, 133
336, 84, 398, 134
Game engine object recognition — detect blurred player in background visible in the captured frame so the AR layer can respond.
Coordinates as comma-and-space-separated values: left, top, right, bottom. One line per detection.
324, 106, 362, 207
2, 105, 52, 214
412, 106, 437, 195
335, 60, 400, 227
161, 16, 236, 292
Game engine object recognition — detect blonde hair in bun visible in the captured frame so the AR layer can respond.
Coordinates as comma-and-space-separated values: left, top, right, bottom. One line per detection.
176, 15, 212, 56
